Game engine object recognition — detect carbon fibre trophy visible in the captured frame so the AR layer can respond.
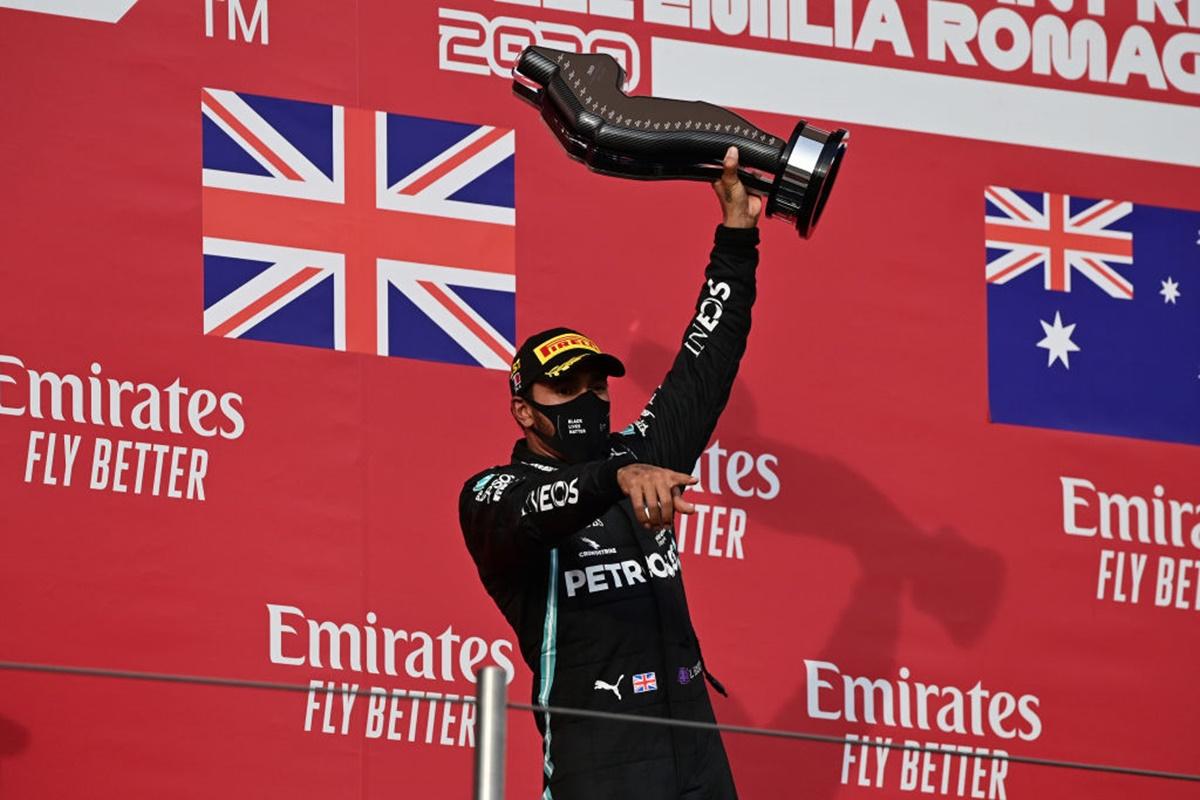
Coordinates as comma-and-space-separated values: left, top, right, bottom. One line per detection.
512, 46, 848, 238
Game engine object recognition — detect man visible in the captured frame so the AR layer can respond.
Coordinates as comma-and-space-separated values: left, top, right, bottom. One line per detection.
459, 147, 763, 799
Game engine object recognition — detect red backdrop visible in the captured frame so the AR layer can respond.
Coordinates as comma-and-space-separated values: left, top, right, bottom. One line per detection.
1, 1, 1197, 798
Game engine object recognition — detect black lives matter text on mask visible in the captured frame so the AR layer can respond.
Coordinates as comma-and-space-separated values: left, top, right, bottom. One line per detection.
528, 389, 614, 464
1, 354, 245, 503
676, 440, 779, 561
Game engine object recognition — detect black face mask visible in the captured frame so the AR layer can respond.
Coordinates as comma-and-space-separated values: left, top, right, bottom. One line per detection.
527, 390, 612, 464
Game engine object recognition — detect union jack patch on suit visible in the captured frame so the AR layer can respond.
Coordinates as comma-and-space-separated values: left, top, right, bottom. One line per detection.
201, 88, 516, 369
632, 672, 657, 694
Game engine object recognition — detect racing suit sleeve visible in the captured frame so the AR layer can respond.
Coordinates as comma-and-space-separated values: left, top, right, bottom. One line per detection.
459, 452, 638, 565
620, 224, 760, 475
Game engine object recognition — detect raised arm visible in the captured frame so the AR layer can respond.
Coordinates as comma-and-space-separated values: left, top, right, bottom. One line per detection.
620, 147, 762, 475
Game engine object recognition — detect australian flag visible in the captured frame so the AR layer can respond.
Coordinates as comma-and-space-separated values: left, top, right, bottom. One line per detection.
985, 186, 1200, 446
200, 88, 516, 369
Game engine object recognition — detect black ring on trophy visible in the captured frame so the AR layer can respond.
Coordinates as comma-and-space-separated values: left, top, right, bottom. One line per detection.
511, 45, 849, 238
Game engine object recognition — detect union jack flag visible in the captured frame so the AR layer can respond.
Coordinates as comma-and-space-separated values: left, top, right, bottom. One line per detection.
201, 88, 516, 369
985, 186, 1133, 299
632, 672, 657, 694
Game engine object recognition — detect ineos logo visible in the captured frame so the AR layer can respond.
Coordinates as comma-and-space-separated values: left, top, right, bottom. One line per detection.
684, 278, 733, 357
521, 478, 581, 516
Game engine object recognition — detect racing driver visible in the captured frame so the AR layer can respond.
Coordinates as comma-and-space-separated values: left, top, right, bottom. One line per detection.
459, 147, 763, 799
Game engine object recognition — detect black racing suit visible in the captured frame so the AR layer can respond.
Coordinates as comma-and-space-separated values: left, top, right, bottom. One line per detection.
459, 225, 759, 799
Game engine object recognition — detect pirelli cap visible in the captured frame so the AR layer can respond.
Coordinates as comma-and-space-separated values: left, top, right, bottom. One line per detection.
509, 327, 626, 396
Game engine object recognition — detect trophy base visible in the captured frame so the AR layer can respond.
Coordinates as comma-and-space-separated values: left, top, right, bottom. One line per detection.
766, 121, 848, 238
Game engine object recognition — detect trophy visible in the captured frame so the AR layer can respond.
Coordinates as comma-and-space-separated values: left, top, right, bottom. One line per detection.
512, 46, 849, 238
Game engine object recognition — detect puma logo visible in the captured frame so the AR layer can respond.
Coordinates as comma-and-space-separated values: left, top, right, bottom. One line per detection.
593, 675, 624, 701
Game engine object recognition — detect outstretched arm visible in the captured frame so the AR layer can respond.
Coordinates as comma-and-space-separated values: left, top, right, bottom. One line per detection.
460, 456, 634, 564
460, 454, 701, 570
620, 147, 763, 477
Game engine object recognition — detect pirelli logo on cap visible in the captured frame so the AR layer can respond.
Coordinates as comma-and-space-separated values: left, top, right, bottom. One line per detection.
535, 333, 601, 364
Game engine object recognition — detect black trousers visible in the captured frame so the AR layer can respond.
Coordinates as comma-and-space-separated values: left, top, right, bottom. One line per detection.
542, 720, 737, 800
